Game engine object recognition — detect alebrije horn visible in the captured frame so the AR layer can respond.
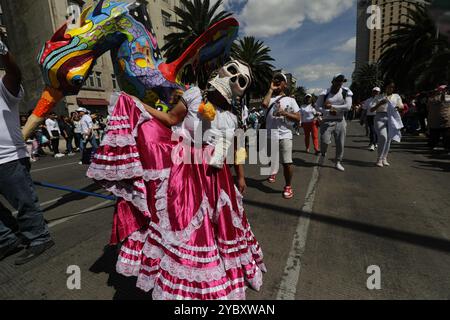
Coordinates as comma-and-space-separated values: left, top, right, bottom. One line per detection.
22, 87, 64, 140
92, 0, 105, 17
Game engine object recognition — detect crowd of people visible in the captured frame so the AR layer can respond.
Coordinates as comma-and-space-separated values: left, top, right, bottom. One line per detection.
21, 109, 107, 164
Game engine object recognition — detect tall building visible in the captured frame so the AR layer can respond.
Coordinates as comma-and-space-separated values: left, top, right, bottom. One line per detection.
355, 0, 422, 72
147, 0, 184, 47
0, 0, 181, 116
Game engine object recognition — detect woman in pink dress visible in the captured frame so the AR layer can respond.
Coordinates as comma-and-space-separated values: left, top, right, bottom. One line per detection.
87, 60, 265, 300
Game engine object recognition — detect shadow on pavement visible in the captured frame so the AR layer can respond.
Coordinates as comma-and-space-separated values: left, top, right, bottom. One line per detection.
343, 158, 375, 168
41, 183, 106, 212
293, 158, 318, 168
413, 160, 450, 172
89, 245, 153, 300
245, 177, 280, 194
244, 199, 450, 254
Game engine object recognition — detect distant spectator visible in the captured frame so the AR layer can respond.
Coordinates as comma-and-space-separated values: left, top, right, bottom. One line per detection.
427, 85, 450, 152
361, 87, 381, 152
300, 94, 320, 154
45, 113, 65, 158
77, 107, 98, 165
72, 112, 82, 152
60, 116, 75, 155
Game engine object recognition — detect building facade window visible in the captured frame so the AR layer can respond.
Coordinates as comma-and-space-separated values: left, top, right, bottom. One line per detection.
112, 74, 118, 91
95, 72, 102, 88
88, 74, 95, 87
162, 10, 171, 27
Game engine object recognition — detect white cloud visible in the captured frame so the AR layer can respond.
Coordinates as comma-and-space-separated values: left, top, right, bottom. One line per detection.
307, 88, 326, 95
295, 63, 347, 82
236, 0, 355, 38
333, 36, 356, 53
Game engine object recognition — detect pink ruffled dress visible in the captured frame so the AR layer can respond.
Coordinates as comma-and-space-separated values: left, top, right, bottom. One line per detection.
87, 89, 266, 300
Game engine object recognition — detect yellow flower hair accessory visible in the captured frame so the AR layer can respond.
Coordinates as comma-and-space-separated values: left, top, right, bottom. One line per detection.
198, 101, 217, 121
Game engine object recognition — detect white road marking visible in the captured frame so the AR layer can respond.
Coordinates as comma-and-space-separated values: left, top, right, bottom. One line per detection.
31, 162, 80, 173
48, 200, 113, 228
276, 156, 321, 300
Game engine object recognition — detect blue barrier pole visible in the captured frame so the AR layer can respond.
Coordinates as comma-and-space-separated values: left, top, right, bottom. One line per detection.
34, 181, 117, 201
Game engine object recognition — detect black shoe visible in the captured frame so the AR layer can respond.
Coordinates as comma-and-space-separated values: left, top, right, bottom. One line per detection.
14, 240, 55, 265
0, 238, 24, 262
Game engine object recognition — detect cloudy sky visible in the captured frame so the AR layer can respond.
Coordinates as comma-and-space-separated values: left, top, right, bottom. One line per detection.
221, 0, 357, 94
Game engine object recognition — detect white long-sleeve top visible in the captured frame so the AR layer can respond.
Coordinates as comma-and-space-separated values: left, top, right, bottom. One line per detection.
45, 118, 61, 137
300, 104, 318, 123
387, 101, 404, 143
315, 87, 353, 121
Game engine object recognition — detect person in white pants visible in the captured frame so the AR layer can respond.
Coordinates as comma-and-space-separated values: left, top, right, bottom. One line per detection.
315, 74, 353, 172
370, 81, 404, 167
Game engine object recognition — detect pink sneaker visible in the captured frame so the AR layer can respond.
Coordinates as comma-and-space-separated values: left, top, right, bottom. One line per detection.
267, 175, 276, 183
283, 186, 294, 199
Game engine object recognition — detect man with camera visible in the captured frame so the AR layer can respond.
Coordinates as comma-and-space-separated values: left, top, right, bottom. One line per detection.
0, 36, 54, 265
261, 73, 301, 199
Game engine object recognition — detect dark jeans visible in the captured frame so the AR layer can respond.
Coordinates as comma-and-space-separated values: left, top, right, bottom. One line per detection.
51, 137, 60, 155
429, 128, 450, 150
74, 133, 82, 150
65, 136, 74, 153
367, 115, 378, 145
0, 158, 51, 248
80, 135, 99, 161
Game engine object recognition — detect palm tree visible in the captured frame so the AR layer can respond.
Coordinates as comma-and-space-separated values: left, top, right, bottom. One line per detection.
161, 0, 232, 87
378, 4, 449, 93
230, 36, 275, 103
351, 63, 383, 101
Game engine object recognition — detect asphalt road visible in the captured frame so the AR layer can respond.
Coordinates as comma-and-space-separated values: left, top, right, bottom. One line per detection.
0, 121, 449, 300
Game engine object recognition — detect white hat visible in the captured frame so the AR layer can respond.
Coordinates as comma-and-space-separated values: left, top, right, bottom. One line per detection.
305, 93, 312, 98
273, 72, 288, 83
373, 87, 381, 92
76, 107, 88, 113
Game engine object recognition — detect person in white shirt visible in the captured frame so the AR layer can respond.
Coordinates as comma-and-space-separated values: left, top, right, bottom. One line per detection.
315, 74, 353, 172
300, 94, 320, 154
71, 112, 82, 151
45, 113, 64, 158
0, 37, 54, 264
77, 107, 98, 164
362, 87, 381, 151
262, 73, 301, 199
370, 81, 404, 167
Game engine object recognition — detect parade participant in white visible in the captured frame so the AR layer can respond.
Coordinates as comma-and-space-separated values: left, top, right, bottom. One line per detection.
362, 87, 381, 151
370, 81, 404, 167
315, 74, 353, 172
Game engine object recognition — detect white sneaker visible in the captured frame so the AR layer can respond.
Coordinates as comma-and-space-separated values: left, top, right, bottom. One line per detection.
382, 159, 390, 166
368, 145, 375, 151
376, 160, 384, 167
54, 153, 65, 158
375, 144, 378, 149
336, 162, 345, 172
67, 152, 76, 156
78, 161, 83, 165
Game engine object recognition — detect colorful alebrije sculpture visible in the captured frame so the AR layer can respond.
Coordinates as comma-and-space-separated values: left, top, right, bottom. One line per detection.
23, 0, 239, 139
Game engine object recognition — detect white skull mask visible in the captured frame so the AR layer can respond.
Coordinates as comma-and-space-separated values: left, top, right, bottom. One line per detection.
209, 60, 252, 105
